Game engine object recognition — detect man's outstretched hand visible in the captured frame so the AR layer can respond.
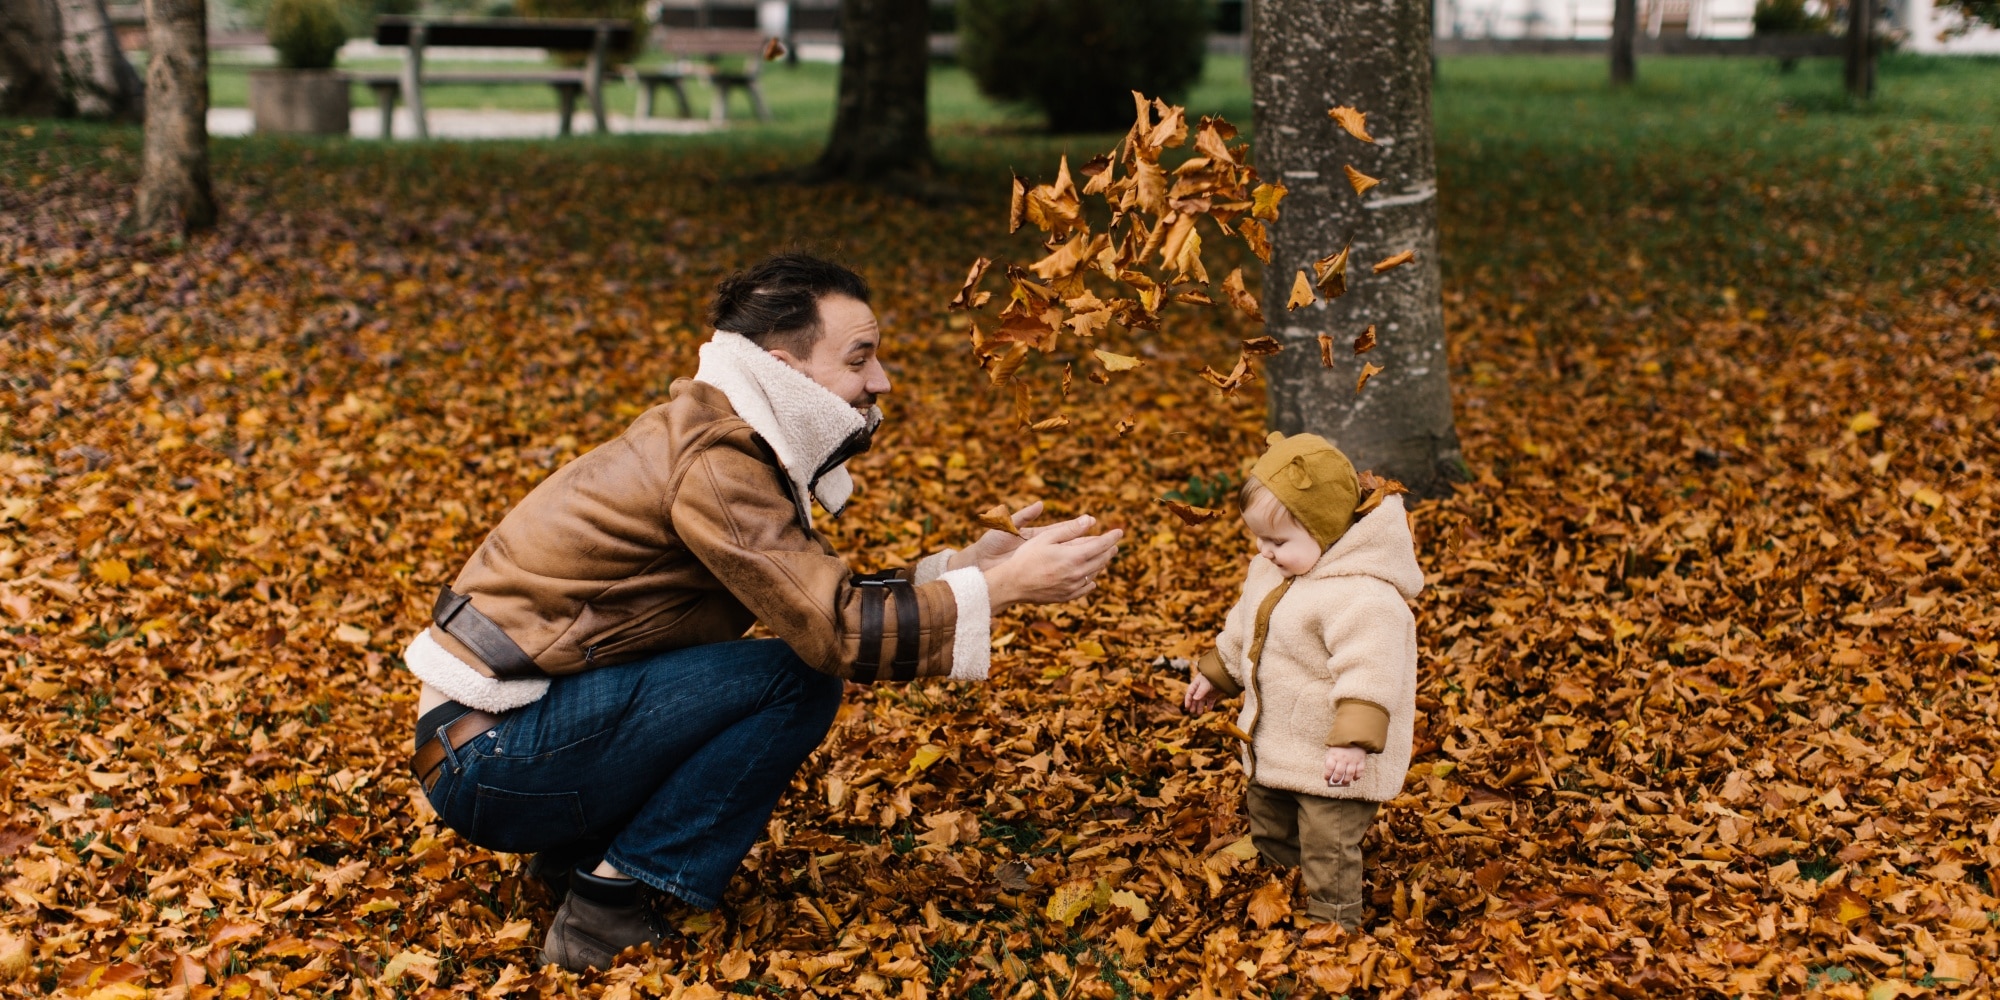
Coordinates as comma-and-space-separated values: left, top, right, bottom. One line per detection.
982, 512, 1122, 610
948, 500, 1050, 574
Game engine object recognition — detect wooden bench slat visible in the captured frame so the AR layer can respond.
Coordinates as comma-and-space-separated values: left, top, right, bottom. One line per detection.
375, 15, 633, 51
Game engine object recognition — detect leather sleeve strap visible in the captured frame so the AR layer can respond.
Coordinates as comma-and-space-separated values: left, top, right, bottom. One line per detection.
856, 581, 887, 683
889, 580, 920, 682
433, 585, 546, 681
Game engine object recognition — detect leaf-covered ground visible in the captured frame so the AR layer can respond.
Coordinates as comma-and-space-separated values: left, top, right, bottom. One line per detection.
3, 57, 1999, 1000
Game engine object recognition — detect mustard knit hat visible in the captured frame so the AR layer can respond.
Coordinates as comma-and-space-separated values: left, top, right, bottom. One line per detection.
1248, 431, 1360, 549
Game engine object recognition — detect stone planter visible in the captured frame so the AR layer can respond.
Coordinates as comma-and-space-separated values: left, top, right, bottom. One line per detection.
249, 68, 351, 135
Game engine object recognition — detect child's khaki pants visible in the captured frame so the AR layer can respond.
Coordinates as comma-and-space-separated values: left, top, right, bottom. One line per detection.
1245, 784, 1379, 928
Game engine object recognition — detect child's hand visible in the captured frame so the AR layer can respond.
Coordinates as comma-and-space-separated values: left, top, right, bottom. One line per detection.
1324, 746, 1366, 786
1183, 673, 1218, 714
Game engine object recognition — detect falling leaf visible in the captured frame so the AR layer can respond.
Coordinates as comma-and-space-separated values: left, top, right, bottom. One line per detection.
1373, 250, 1416, 273
1343, 164, 1380, 196
1356, 362, 1384, 393
1221, 269, 1264, 323
761, 37, 786, 61
1115, 412, 1136, 435
1240, 336, 1282, 357
1008, 174, 1028, 234
1287, 271, 1315, 311
1158, 498, 1220, 526
1030, 414, 1070, 432
949, 257, 993, 310
1238, 218, 1271, 262
1354, 471, 1409, 514
1251, 182, 1287, 221
1313, 245, 1351, 299
1318, 333, 1336, 368
1094, 349, 1145, 372
1353, 324, 1377, 354
973, 503, 1022, 537
1328, 105, 1375, 142
1246, 880, 1291, 928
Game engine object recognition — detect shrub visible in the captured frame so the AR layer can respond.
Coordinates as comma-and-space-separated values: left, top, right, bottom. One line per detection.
266, 0, 349, 69
1752, 0, 1830, 34
958, 0, 1210, 133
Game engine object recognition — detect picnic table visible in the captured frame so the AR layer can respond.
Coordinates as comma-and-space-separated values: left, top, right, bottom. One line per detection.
630, 26, 773, 122
357, 16, 636, 140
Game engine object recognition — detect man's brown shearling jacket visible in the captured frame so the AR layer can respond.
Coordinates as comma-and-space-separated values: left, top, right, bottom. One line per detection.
424, 379, 963, 682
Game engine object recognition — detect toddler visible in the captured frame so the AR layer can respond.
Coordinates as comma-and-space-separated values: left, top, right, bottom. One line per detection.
1184, 431, 1423, 928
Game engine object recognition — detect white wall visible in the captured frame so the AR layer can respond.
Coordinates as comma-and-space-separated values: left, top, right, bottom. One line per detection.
1894, 0, 2000, 52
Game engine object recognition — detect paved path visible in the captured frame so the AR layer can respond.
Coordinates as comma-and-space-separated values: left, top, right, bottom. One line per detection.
209, 107, 722, 140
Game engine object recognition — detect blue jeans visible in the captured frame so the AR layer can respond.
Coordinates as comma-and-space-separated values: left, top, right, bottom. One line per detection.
422, 639, 843, 909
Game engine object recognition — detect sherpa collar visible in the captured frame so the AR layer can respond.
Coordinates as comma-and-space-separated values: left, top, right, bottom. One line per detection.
694, 331, 882, 522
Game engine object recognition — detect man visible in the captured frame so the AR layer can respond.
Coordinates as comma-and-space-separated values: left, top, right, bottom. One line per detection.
402, 252, 1122, 972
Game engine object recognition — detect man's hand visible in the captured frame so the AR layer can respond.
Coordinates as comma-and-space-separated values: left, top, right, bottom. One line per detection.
982, 514, 1122, 609
1324, 746, 1366, 786
947, 501, 1048, 574
1184, 673, 1219, 714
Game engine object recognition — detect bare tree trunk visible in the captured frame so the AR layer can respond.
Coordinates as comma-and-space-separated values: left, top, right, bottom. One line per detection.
56, 0, 145, 119
1610, 0, 1637, 85
0, 0, 72, 117
1252, 0, 1466, 499
811, 0, 932, 181
131, 0, 216, 234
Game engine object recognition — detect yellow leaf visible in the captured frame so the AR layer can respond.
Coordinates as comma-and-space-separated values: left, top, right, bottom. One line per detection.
1931, 952, 1977, 983
1849, 410, 1881, 434
93, 559, 132, 585
1219, 837, 1260, 861
1313, 245, 1350, 299
1109, 889, 1150, 922
1342, 164, 1380, 196
1835, 895, 1870, 924
333, 623, 371, 646
1093, 349, 1145, 372
907, 743, 946, 776
720, 949, 754, 980
1287, 271, 1315, 311
381, 950, 437, 985
1328, 105, 1374, 142
1046, 878, 1097, 927
1251, 182, 1287, 221
1911, 487, 1944, 509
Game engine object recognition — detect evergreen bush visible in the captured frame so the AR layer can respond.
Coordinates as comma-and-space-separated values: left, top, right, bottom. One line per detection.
958, 0, 1209, 133
266, 0, 350, 69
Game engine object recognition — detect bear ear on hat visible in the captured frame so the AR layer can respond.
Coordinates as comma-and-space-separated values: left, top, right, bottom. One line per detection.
1266, 431, 1287, 445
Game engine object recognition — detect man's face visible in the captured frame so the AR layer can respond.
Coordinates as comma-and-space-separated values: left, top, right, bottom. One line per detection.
769, 294, 891, 413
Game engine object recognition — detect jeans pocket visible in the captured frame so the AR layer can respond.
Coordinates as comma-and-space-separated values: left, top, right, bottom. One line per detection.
470, 785, 588, 855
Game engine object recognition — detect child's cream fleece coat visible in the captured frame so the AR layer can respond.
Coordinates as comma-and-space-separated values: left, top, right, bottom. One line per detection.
1212, 495, 1423, 802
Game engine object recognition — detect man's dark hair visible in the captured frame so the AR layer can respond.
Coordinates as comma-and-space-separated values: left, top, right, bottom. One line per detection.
707, 252, 870, 356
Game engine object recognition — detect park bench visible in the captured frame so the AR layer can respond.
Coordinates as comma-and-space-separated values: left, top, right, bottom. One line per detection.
630, 4, 775, 122
356, 16, 636, 140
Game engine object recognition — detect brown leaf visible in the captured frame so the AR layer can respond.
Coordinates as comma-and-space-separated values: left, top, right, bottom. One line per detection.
1030, 414, 1070, 432
1238, 218, 1272, 263
1246, 880, 1292, 929
1355, 361, 1384, 393
1343, 164, 1380, 196
1353, 324, 1377, 354
974, 504, 1021, 537
1318, 332, 1336, 367
1157, 498, 1220, 526
1240, 336, 1282, 357
950, 257, 993, 311
761, 36, 786, 61
1328, 105, 1375, 142
1221, 268, 1265, 323
1008, 173, 1028, 234
1354, 470, 1408, 514
1094, 349, 1145, 372
1313, 245, 1351, 299
1373, 250, 1416, 273
1286, 271, 1315, 311
1251, 182, 1287, 221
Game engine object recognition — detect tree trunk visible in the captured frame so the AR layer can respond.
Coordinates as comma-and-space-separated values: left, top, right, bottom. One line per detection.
1252, 0, 1466, 499
0, 0, 71, 117
56, 0, 145, 119
1610, 0, 1637, 86
811, 0, 932, 180
130, 0, 216, 234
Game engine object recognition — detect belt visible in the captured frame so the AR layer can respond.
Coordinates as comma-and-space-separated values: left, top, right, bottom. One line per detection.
411, 706, 504, 794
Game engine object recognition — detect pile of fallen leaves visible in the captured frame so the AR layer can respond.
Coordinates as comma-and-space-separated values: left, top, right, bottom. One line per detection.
1, 118, 1996, 1000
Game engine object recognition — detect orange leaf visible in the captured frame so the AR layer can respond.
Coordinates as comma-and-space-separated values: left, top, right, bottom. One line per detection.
761, 36, 786, 61
1238, 218, 1271, 263
1343, 164, 1380, 196
1240, 336, 1282, 357
1157, 498, 1220, 526
1356, 362, 1384, 393
1246, 880, 1292, 929
1287, 271, 1315, 311
1221, 268, 1265, 323
1318, 333, 1336, 368
1251, 182, 1287, 221
1353, 324, 1377, 354
1373, 250, 1416, 273
949, 257, 993, 310
1313, 245, 1351, 299
1328, 105, 1375, 142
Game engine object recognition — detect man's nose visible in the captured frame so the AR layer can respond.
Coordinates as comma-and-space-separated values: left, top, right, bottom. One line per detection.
866, 359, 892, 396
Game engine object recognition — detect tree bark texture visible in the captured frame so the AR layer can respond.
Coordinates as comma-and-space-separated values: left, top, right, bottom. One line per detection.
1610, 0, 1637, 86
812, 0, 932, 180
131, 0, 216, 234
1251, 0, 1466, 499
56, 0, 144, 119
0, 0, 71, 117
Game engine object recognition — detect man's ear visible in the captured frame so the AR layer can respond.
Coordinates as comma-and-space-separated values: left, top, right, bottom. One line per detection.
766, 347, 804, 370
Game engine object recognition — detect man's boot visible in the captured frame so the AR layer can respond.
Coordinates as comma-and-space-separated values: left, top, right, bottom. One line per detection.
539, 870, 661, 972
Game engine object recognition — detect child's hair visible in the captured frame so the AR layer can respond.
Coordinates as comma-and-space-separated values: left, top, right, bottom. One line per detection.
1239, 476, 1298, 525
